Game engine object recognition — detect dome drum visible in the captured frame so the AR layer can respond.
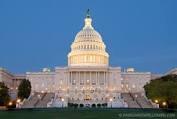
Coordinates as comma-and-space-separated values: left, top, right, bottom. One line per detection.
68, 54, 109, 66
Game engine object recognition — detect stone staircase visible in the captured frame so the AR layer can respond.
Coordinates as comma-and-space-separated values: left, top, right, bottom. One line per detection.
36, 93, 55, 108
22, 92, 42, 108
21, 92, 54, 108
121, 93, 140, 108
121, 93, 153, 108
132, 93, 153, 108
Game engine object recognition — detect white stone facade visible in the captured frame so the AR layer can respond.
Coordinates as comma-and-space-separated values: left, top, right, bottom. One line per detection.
0, 68, 14, 88
26, 71, 55, 92
121, 71, 151, 93
1, 12, 170, 108
24, 13, 153, 107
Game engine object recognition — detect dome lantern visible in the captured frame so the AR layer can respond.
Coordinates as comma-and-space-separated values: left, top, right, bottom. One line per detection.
84, 9, 93, 29
86, 9, 91, 18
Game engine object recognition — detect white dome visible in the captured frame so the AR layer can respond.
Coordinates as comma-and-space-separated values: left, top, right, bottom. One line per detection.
75, 27, 103, 43
68, 12, 109, 67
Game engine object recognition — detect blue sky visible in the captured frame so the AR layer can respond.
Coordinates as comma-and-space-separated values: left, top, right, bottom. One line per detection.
0, 0, 177, 74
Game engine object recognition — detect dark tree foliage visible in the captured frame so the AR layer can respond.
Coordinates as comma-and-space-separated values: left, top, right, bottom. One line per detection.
74, 103, 78, 108
0, 82, 10, 106
80, 104, 84, 107
144, 74, 177, 108
102, 103, 107, 107
18, 79, 31, 100
92, 104, 96, 108
97, 103, 101, 107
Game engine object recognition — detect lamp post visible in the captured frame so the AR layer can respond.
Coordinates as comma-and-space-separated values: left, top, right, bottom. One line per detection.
16, 99, 21, 108
154, 99, 158, 104
8, 101, 12, 106
154, 99, 159, 108
61, 98, 64, 108
162, 101, 167, 108
109, 98, 113, 108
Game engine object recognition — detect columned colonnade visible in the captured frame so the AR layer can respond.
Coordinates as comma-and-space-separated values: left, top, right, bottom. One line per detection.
68, 71, 108, 88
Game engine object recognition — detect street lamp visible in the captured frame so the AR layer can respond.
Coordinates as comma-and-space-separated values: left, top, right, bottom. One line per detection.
61, 98, 64, 102
162, 101, 167, 108
8, 101, 12, 106
17, 99, 21, 103
61, 98, 64, 108
8, 101, 13, 108
16, 99, 21, 108
109, 98, 113, 108
154, 99, 158, 104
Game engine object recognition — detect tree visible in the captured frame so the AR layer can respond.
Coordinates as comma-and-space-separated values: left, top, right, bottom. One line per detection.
74, 103, 78, 108
18, 79, 31, 100
0, 82, 10, 106
80, 104, 84, 108
144, 74, 177, 108
92, 104, 96, 108
97, 103, 101, 108
102, 103, 107, 107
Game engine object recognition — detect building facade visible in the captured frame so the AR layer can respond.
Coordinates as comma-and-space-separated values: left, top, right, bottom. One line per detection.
24, 13, 152, 107
2, 11, 174, 108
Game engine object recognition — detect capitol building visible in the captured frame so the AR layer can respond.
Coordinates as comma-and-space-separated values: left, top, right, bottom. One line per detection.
1, 11, 175, 108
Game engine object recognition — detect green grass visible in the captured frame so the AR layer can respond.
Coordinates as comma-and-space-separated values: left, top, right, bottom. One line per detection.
0, 108, 177, 119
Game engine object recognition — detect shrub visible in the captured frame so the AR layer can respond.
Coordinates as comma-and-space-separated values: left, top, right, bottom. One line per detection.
74, 103, 78, 108
80, 104, 84, 108
92, 104, 96, 108
102, 103, 107, 107
97, 103, 101, 108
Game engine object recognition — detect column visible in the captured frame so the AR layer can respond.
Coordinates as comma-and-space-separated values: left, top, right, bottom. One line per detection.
79, 71, 80, 87
84, 71, 86, 85
90, 71, 91, 86
104, 72, 105, 85
70, 71, 73, 86
98, 72, 100, 86
96, 72, 98, 86
67, 72, 69, 91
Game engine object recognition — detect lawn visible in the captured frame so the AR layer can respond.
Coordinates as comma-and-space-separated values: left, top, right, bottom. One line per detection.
0, 108, 176, 119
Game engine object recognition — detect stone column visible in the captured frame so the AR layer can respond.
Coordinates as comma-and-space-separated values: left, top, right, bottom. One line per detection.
90, 71, 91, 86
98, 72, 100, 86
70, 72, 72, 88
79, 71, 80, 87
104, 72, 105, 85
96, 72, 98, 86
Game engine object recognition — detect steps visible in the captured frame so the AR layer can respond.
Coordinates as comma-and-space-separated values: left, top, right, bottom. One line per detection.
36, 93, 55, 108
121, 93, 140, 108
132, 93, 153, 108
22, 92, 54, 108
121, 93, 153, 108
